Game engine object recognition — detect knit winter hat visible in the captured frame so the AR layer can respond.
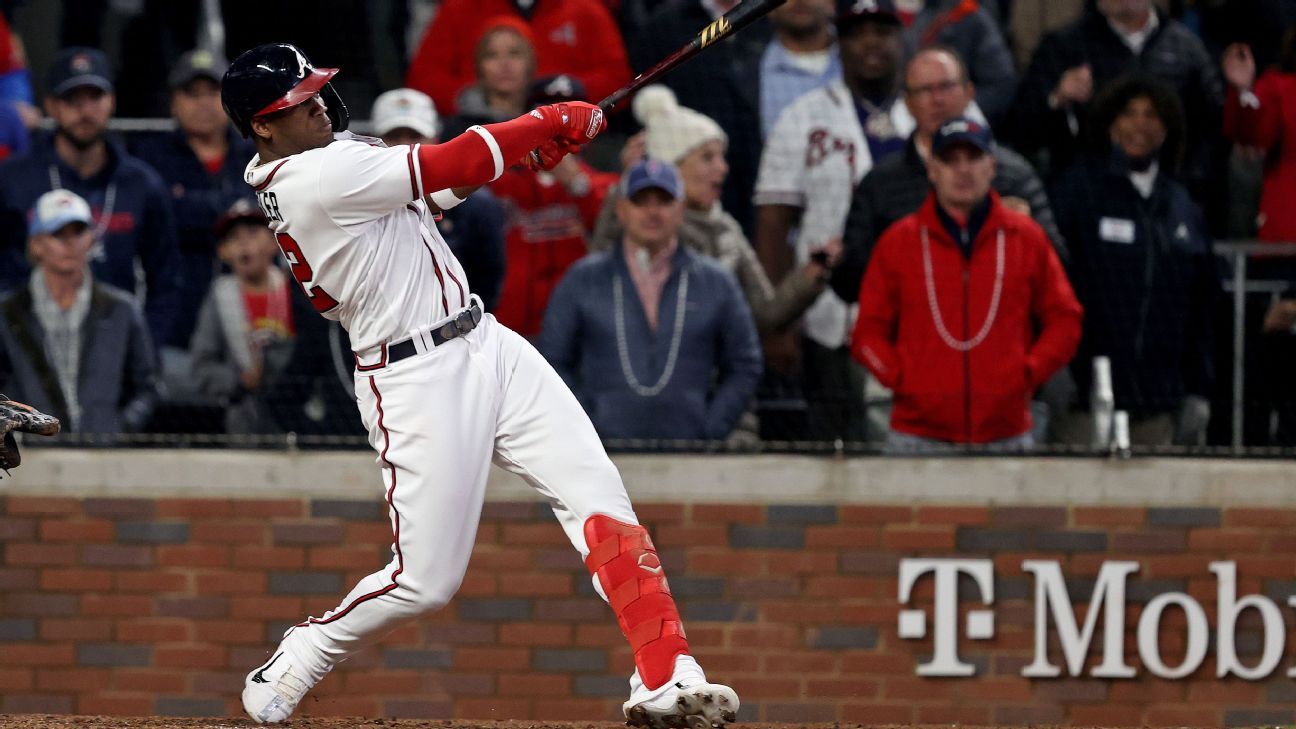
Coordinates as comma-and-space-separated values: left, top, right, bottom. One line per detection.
631, 85, 727, 164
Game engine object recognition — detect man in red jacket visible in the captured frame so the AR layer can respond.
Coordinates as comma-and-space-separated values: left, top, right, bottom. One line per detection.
851, 117, 1082, 453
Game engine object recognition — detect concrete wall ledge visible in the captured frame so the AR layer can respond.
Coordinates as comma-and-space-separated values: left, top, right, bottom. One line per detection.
2, 449, 1294, 507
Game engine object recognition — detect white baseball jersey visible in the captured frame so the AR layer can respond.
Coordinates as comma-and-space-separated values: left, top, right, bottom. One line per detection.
754, 79, 877, 349
244, 132, 471, 352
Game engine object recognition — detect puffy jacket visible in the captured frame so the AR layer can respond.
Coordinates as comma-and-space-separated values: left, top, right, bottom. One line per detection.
852, 191, 1082, 443
1224, 72, 1296, 243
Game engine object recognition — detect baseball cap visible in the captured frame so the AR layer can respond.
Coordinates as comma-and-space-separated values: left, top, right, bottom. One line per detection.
621, 158, 682, 200
527, 74, 587, 107
213, 198, 268, 241
931, 116, 994, 158
47, 47, 113, 98
836, 0, 901, 29
29, 189, 93, 237
370, 88, 439, 139
169, 49, 229, 90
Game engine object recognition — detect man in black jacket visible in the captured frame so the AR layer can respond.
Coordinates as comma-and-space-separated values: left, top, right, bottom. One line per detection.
1008, 0, 1224, 225
831, 47, 1065, 304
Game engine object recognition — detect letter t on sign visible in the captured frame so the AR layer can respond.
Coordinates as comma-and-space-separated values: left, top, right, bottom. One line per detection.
897, 559, 996, 676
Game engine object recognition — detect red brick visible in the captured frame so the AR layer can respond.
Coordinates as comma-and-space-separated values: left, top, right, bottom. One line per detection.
115, 572, 190, 593
840, 505, 912, 525
1, 644, 75, 666
300, 696, 380, 716
78, 696, 155, 716
454, 647, 529, 670
692, 503, 765, 524
804, 525, 880, 549
1186, 681, 1263, 702
232, 545, 304, 569
468, 549, 533, 570
1145, 706, 1222, 725
882, 526, 956, 551
766, 551, 837, 573
458, 697, 531, 719
157, 544, 229, 568
113, 669, 188, 693
36, 668, 110, 692
1235, 555, 1296, 578
730, 624, 801, 650
0, 567, 37, 590
228, 498, 303, 518
1226, 508, 1296, 527
689, 551, 765, 576
39, 518, 113, 542
884, 677, 953, 700
574, 624, 623, 647
1187, 528, 1265, 552
1069, 704, 1145, 725
229, 595, 305, 620
343, 670, 424, 694
843, 702, 913, 723
496, 672, 570, 696
156, 498, 234, 518
501, 523, 569, 546
916, 505, 990, 525
496, 573, 573, 597
1109, 681, 1185, 703
761, 652, 835, 673
1146, 554, 1214, 577
117, 619, 192, 643
6, 496, 80, 515
499, 623, 573, 646
636, 503, 686, 523
654, 525, 729, 547
40, 618, 113, 641
841, 652, 912, 674
705, 652, 760, 673
763, 600, 854, 624
195, 620, 265, 645
307, 546, 385, 571
457, 573, 496, 597
1074, 506, 1145, 526
6, 543, 77, 566
196, 571, 267, 595
532, 698, 613, 721
0, 668, 33, 691
808, 678, 879, 698
191, 521, 267, 544
345, 522, 394, 545
154, 645, 228, 668
735, 677, 801, 698
41, 567, 113, 591
82, 594, 153, 617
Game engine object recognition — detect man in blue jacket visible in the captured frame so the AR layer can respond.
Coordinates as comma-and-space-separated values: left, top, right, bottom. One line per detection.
0, 47, 182, 349
131, 49, 255, 348
539, 158, 762, 443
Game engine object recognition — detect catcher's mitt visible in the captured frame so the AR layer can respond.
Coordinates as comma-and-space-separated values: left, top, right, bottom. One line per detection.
0, 395, 60, 472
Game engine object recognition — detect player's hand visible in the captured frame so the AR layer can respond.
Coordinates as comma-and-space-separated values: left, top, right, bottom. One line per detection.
535, 102, 607, 145
524, 139, 579, 172
1222, 43, 1256, 91
1051, 64, 1093, 107
620, 132, 647, 170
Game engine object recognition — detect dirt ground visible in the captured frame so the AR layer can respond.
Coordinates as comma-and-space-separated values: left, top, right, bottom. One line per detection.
0, 719, 887, 729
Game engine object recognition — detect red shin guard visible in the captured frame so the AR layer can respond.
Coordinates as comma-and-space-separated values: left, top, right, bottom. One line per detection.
583, 515, 689, 690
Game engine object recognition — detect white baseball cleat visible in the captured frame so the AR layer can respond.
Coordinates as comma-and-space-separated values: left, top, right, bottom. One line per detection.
242, 630, 330, 724
623, 654, 740, 728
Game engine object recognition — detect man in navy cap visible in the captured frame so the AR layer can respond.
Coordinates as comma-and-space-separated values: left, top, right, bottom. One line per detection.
0, 47, 182, 351
539, 158, 762, 442
850, 116, 1082, 453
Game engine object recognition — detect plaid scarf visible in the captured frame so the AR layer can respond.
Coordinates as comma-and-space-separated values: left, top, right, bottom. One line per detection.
29, 269, 91, 430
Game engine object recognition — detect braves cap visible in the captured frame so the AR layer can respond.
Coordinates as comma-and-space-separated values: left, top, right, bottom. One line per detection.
47, 47, 113, 98
622, 158, 683, 200
836, 0, 901, 28
527, 74, 588, 107
931, 116, 994, 157
29, 189, 93, 237
371, 88, 439, 139
169, 49, 229, 90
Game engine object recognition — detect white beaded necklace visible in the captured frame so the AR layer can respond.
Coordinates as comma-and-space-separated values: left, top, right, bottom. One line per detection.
920, 225, 1005, 352
613, 268, 690, 397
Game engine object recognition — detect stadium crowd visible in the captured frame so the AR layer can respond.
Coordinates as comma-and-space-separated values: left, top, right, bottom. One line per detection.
0, 0, 1294, 452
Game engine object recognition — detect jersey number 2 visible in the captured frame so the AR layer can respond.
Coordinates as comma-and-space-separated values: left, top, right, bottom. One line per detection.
276, 233, 340, 313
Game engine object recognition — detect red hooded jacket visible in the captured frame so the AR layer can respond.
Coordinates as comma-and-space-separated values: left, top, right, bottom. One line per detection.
1224, 73, 1296, 243
852, 191, 1083, 443
405, 0, 632, 115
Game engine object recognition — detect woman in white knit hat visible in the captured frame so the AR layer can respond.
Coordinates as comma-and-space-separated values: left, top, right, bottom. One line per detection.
591, 85, 837, 336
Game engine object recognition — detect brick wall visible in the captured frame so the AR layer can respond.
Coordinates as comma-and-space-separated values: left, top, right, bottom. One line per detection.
3, 494, 1296, 723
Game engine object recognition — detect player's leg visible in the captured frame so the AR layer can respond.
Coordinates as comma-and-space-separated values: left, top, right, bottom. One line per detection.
243, 348, 498, 723
483, 316, 738, 727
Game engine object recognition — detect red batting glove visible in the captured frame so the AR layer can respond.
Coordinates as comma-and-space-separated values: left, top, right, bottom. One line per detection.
524, 139, 579, 172
534, 102, 607, 146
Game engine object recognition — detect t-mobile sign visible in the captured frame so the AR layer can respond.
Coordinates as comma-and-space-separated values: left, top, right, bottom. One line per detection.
897, 559, 1295, 680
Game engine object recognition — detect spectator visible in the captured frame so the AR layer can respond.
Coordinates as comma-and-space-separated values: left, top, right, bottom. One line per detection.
752, 0, 904, 439
851, 118, 1082, 453
631, 0, 770, 233
539, 159, 762, 441
190, 201, 349, 435
833, 46, 1064, 302
0, 48, 183, 349
593, 85, 826, 335
405, 0, 631, 115
131, 50, 256, 350
439, 18, 537, 136
1050, 75, 1217, 446
455, 55, 616, 338
901, 0, 1018, 127
0, 190, 159, 434
370, 87, 507, 311
759, 0, 841, 139
1222, 36, 1296, 244
1009, 0, 1224, 214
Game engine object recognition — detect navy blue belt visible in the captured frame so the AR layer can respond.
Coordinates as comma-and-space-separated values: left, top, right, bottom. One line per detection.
355, 303, 483, 372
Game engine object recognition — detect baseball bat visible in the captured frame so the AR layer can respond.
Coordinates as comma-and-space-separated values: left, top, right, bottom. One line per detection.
597, 0, 787, 112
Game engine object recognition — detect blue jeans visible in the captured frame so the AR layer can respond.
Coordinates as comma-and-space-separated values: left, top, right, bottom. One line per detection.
884, 429, 1035, 455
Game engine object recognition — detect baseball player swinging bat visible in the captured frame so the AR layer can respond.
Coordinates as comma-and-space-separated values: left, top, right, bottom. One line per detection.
597, 0, 788, 112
